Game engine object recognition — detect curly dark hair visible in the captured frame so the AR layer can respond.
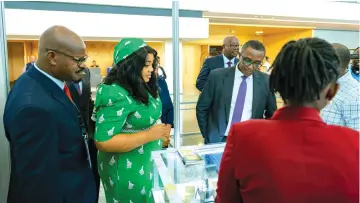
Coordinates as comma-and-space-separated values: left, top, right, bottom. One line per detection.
269, 37, 340, 106
104, 46, 158, 104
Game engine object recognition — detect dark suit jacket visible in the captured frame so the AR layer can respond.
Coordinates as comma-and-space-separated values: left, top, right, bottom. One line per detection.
158, 77, 174, 127
158, 66, 167, 80
25, 62, 35, 71
196, 67, 276, 144
196, 54, 239, 91
3, 67, 96, 203
67, 68, 94, 139
216, 107, 359, 203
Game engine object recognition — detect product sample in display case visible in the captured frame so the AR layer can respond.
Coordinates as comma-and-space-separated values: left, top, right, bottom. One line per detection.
151, 143, 225, 202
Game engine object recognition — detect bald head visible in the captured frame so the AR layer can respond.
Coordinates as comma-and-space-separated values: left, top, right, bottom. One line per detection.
30, 55, 36, 63
38, 25, 86, 57
223, 36, 240, 59
37, 25, 87, 82
223, 36, 238, 45
332, 43, 350, 76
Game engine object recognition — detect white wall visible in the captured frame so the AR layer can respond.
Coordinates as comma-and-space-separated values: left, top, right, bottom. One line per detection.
5, 9, 209, 40
314, 30, 360, 49
37, 0, 360, 22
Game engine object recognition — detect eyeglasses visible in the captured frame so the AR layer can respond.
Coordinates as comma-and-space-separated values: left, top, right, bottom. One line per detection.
241, 56, 262, 68
46, 48, 88, 67
226, 44, 240, 48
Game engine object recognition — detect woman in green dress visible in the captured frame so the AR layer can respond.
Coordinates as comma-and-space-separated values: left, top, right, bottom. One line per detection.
93, 38, 171, 203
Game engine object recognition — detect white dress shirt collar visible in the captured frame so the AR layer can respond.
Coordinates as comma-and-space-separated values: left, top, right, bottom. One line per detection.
235, 63, 253, 80
34, 64, 65, 90
223, 54, 236, 68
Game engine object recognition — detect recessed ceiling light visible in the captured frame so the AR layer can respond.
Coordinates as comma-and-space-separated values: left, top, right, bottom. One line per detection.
230, 30, 236, 34
255, 31, 264, 34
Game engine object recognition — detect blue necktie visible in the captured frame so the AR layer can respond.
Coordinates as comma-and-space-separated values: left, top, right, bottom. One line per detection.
231, 76, 247, 124
73, 82, 81, 95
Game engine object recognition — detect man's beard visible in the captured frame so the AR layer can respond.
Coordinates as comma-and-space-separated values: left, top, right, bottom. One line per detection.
351, 65, 359, 75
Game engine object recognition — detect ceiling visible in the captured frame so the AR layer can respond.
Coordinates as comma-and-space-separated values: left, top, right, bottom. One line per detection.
204, 12, 360, 31
209, 24, 311, 36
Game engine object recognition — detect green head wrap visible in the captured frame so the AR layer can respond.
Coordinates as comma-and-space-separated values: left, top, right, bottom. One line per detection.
113, 38, 148, 65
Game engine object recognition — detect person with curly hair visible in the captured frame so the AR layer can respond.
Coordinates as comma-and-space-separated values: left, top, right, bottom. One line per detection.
93, 38, 171, 202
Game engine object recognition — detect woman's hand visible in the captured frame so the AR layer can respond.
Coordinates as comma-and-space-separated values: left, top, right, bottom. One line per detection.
147, 124, 166, 140
162, 124, 171, 147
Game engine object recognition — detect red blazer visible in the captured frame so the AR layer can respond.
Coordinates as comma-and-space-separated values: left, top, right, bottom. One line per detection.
216, 107, 359, 203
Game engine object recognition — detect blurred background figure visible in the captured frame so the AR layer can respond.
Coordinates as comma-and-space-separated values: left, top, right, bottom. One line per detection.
321, 43, 360, 131
22, 55, 36, 72
350, 47, 359, 81
263, 56, 271, 73
90, 60, 99, 68
155, 58, 174, 148
196, 36, 240, 91
216, 37, 359, 203
156, 56, 167, 80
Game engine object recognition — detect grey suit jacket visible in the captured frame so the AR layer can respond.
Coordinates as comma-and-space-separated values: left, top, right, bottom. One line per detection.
196, 67, 277, 144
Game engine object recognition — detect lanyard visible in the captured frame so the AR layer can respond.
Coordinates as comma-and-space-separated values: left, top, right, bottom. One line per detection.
70, 100, 92, 169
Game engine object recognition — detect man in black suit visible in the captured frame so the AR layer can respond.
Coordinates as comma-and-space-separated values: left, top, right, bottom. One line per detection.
156, 56, 167, 80
196, 36, 240, 91
22, 55, 36, 72
66, 67, 99, 201
196, 40, 277, 144
3, 25, 96, 203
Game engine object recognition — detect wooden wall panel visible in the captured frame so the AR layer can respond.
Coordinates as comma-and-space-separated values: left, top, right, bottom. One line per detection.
182, 44, 202, 95
263, 29, 313, 64
7, 42, 25, 81
22, 40, 164, 76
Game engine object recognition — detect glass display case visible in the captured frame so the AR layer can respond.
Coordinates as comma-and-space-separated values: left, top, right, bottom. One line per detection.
151, 143, 225, 203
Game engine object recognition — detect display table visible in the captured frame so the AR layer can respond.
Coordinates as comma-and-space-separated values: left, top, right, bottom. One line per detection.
151, 143, 225, 202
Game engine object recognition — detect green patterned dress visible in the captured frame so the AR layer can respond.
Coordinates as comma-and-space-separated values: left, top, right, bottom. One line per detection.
94, 83, 162, 203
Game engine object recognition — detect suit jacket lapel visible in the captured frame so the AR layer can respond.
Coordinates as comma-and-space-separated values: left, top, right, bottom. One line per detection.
223, 67, 235, 123
52, 90, 78, 121
27, 67, 78, 120
251, 71, 262, 118
218, 55, 225, 68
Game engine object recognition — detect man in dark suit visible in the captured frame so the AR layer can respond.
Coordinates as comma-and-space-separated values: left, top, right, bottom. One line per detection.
66, 67, 99, 202
3, 25, 96, 203
22, 55, 36, 72
196, 40, 277, 144
155, 62, 172, 148
156, 56, 167, 80
196, 36, 240, 91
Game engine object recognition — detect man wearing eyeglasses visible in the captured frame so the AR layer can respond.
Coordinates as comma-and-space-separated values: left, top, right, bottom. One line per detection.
3, 26, 96, 203
196, 36, 240, 91
196, 40, 277, 144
